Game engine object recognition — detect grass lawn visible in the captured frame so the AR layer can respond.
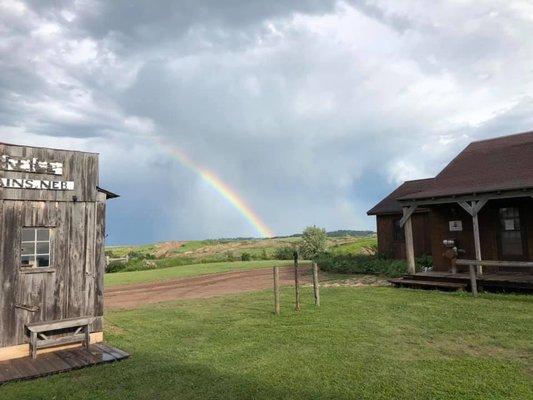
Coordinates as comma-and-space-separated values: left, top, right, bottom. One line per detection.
330, 236, 377, 254
105, 260, 307, 287
3, 286, 532, 399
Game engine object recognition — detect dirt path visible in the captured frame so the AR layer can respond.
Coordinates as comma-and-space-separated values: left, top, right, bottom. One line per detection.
105, 266, 310, 309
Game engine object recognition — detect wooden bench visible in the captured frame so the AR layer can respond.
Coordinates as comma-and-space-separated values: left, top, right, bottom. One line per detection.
26, 317, 94, 359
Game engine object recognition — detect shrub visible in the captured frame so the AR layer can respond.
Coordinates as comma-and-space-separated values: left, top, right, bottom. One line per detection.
300, 225, 327, 260
106, 261, 127, 273
127, 250, 156, 260
274, 246, 295, 260
416, 254, 433, 271
225, 251, 235, 261
316, 253, 407, 277
241, 252, 251, 261
316, 253, 434, 277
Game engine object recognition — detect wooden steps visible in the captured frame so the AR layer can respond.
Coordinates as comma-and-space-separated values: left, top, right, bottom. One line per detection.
389, 272, 533, 293
389, 278, 467, 291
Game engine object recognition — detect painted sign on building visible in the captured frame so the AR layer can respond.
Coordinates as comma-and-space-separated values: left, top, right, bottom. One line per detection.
449, 220, 463, 232
1, 155, 74, 191
1, 155, 63, 175
0, 178, 74, 191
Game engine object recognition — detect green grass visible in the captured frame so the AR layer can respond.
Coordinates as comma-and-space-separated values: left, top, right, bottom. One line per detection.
104, 260, 305, 287
330, 236, 377, 255
3, 287, 531, 399
106, 243, 157, 258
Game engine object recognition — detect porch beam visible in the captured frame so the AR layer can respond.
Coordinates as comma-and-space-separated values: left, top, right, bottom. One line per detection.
457, 200, 474, 216
398, 188, 533, 207
457, 199, 486, 275
458, 198, 488, 217
402, 206, 416, 275
472, 197, 489, 216
399, 205, 417, 228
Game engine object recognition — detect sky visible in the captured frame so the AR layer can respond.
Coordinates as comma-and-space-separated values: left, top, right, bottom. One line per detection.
1, 0, 532, 244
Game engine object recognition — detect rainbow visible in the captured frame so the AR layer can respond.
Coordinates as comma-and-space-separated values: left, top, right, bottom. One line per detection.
153, 137, 274, 238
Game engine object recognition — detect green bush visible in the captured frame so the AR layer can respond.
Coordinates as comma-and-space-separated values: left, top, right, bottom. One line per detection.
316, 253, 434, 277
416, 254, 433, 270
274, 246, 295, 260
241, 252, 251, 261
300, 225, 327, 260
106, 261, 127, 273
127, 250, 156, 260
316, 253, 407, 277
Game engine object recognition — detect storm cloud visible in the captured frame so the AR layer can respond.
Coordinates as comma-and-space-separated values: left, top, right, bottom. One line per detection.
1, 0, 532, 244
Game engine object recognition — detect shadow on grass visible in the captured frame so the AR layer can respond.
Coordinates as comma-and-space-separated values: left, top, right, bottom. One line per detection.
1, 351, 354, 400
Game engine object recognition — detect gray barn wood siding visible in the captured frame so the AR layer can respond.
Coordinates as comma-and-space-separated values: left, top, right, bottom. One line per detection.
0, 144, 106, 348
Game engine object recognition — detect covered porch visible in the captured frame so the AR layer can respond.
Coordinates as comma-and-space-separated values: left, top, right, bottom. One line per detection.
397, 189, 533, 294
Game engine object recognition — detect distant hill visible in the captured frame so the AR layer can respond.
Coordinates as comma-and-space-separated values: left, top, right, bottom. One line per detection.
326, 230, 375, 237
272, 230, 375, 239
106, 234, 377, 273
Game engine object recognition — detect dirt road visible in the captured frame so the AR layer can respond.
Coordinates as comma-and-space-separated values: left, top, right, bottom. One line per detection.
105, 266, 310, 309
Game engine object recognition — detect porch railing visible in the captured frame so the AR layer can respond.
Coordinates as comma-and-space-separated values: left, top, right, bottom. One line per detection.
456, 259, 533, 296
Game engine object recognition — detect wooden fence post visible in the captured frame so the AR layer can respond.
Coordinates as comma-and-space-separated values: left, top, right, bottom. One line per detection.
273, 266, 280, 315
294, 251, 300, 311
312, 262, 320, 307
469, 264, 478, 297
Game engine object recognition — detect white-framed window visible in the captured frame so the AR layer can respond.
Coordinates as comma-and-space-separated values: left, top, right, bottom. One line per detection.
21, 228, 51, 268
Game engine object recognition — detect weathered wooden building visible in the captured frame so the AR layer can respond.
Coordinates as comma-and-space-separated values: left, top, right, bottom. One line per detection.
0, 142, 118, 361
368, 131, 533, 291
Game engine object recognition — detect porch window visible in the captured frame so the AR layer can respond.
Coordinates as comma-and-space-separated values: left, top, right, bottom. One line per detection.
393, 218, 405, 241
499, 207, 524, 258
21, 228, 51, 268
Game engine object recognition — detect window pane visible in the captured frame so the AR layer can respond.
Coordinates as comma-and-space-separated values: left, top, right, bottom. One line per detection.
36, 229, 50, 241
501, 231, 523, 256
22, 228, 35, 242
21, 243, 35, 255
21, 255, 34, 267
36, 255, 50, 268
393, 219, 405, 241
36, 242, 49, 255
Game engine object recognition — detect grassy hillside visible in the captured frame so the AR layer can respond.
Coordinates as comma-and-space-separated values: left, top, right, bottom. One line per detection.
105, 235, 377, 273
4, 287, 532, 399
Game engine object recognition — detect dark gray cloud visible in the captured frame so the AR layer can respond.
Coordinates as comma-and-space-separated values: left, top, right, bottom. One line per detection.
1, 0, 532, 244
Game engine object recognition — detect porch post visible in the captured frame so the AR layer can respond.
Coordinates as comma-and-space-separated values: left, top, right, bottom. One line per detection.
402, 206, 416, 275
458, 198, 488, 276
472, 213, 483, 275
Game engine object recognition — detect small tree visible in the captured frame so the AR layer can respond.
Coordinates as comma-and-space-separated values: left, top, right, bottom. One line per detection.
300, 225, 327, 260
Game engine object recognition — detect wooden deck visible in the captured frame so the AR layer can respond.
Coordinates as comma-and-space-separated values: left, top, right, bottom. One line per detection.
0, 343, 129, 385
390, 271, 533, 292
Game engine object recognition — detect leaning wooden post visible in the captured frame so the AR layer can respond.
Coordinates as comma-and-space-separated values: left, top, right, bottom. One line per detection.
312, 262, 320, 307
273, 266, 280, 315
294, 251, 301, 312
469, 263, 478, 297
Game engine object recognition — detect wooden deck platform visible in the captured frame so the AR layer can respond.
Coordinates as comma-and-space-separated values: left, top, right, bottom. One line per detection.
0, 343, 129, 385
390, 272, 533, 293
